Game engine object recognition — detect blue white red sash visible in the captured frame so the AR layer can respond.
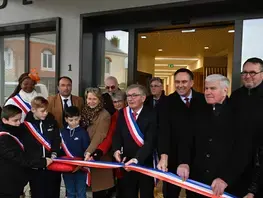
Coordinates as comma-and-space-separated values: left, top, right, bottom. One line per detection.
0, 131, 24, 150
123, 106, 144, 147
12, 94, 31, 115
123, 106, 159, 185
60, 133, 91, 186
24, 121, 51, 151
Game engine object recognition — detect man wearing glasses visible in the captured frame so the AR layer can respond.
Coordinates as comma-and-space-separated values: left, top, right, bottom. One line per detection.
229, 57, 263, 198
103, 76, 120, 115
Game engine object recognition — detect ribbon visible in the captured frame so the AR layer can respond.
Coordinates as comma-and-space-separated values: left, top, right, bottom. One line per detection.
0, 131, 24, 150
52, 158, 237, 198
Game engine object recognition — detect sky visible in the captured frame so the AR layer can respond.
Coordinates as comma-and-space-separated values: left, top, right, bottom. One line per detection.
105, 30, 129, 54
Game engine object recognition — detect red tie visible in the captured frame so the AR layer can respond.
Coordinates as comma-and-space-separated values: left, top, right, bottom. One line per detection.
185, 97, 190, 108
132, 112, 137, 120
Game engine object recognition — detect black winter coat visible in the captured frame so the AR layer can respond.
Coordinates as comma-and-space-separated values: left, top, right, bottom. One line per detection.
0, 122, 46, 196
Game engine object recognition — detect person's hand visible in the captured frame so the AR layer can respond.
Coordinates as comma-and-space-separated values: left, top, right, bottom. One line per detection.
211, 178, 228, 197
72, 166, 81, 173
177, 164, 190, 181
124, 158, 138, 172
45, 158, 53, 167
84, 151, 91, 161
157, 154, 168, 172
114, 150, 122, 162
91, 149, 103, 161
244, 193, 254, 198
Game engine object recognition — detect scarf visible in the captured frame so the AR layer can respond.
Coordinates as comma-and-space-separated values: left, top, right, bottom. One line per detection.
19, 89, 39, 103
80, 103, 103, 129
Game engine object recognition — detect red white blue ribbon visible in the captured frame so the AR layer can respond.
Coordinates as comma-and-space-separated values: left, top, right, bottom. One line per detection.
12, 94, 31, 115
24, 121, 51, 151
123, 106, 144, 147
0, 131, 24, 150
52, 158, 237, 198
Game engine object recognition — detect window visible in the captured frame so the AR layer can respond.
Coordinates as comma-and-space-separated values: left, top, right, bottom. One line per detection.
4, 48, 14, 69
30, 33, 56, 96
41, 50, 55, 71
105, 57, 111, 74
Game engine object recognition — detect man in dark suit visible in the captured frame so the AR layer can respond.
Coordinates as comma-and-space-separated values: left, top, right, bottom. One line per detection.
103, 76, 119, 115
157, 68, 206, 198
177, 74, 239, 197
112, 84, 157, 198
144, 77, 166, 110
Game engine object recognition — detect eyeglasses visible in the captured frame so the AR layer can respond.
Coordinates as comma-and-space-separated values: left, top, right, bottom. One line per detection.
126, 94, 141, 99
241, 71, 262, 77
150, 85, 162, 88
113, 100, 123, 104
106, 85, 116, 90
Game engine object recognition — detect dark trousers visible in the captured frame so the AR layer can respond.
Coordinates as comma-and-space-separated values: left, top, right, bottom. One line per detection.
29, 169, 61, 198
163, 181, 181, 198
0, 193, 19, 198
92, 188, 112, 198
118, 171, 154, 198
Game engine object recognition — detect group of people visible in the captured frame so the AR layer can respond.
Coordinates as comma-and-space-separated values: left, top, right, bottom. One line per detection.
0, 57, 262, 198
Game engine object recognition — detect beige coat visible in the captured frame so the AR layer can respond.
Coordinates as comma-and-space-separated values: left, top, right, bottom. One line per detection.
86, 109, 114, 192
47, 94, 84, 129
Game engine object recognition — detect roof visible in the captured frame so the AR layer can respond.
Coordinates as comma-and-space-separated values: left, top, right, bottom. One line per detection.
105, 38, 127, 55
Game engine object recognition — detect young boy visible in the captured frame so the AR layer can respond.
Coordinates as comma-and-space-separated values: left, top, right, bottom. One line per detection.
0, 105, 52, 198
60, 106, 90, 198
22, 96, 61, 198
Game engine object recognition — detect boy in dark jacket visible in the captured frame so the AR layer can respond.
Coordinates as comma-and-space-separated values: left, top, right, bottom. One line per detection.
0, 105, 51, 198
61, 106, 90, 198
22, 96, 61, 198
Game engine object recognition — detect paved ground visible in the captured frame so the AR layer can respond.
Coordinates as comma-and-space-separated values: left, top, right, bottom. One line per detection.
24, 180, 186, 198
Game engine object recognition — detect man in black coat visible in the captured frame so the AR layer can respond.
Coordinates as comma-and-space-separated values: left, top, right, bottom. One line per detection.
229, 57, 263, 198
157, 68, 206, 198
112, 84, 157, 198
177, 74, 240, 197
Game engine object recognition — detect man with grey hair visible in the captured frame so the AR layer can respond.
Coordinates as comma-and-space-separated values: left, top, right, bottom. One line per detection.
177, 74, 239, 197
112, 84, 157, 198
103, 76, 120, 115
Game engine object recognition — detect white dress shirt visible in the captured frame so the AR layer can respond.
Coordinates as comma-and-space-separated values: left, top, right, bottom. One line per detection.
60, 95, 72, 108
180, 90, 193, 104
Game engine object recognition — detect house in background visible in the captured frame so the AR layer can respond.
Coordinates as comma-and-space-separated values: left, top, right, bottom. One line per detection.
4, 36, 128, 96
105, 38, 128, 89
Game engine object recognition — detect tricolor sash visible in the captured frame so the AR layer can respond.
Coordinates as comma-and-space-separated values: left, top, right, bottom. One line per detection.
60, 134, 91, 186
24, 121, 51, 151
123, 106, 159, 185
0, 131, 24, 150
12, 94, 31, 115
123, 106, 144, 147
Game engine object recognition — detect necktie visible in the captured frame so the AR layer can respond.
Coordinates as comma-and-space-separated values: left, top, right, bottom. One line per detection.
63, 99, 69, 109
132, 112, 137, 120
153, 99, 159, 107
185, 97, 190, 108
63, 99, 69, 127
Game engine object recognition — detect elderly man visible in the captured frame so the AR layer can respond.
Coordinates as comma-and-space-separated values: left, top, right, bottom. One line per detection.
229, 57, 263, 198
103, 76, 119, 115
177, 74, 239, 197
157, 68, 205, 198
112, 84, 157, 198
48, 76, 84, 129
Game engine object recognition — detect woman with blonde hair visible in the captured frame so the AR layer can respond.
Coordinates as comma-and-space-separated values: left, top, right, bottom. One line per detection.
81, 87, 114, 198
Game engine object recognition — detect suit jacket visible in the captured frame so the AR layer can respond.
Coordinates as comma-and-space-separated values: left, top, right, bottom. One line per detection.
112, 106, 157, 165
47, 94, 84, 129
158, 89, 206, 171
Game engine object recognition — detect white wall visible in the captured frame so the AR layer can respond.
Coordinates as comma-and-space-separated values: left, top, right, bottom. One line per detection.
0, 0, 191, 95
